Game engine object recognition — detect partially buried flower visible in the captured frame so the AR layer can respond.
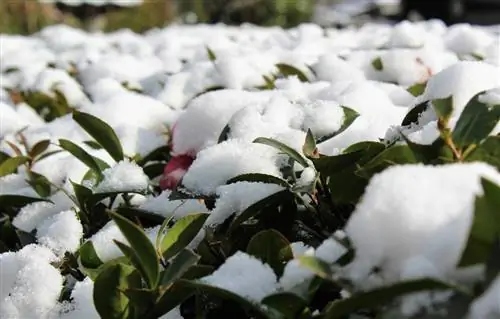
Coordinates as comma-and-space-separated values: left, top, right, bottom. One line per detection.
159, 154, 194, 190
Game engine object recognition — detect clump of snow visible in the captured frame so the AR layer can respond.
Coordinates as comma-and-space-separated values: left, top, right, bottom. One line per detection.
0, 245, 63, 319
138, 190, 208, 219
344, 163, 500, 293
94, 159, 149, 193
207, 182, 285, 226
12, 191, 75, 232
201, 251, 279, 303
88, 221, 128, 262
415, 61, 500, 122
182, 139, 281, 195
36, 210, 83, 256
59, 277, 98, 319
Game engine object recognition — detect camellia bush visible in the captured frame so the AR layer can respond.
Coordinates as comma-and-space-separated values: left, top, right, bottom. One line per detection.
0, 20, 499, 319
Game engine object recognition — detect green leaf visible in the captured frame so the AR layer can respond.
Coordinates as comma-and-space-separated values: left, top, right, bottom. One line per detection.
356, 144, 418, 179
73, 111, 124, 162
401, 101, 429, 126
26, 172, 52, 198
226, 173, 290, 188
110, 212, 160, 289
322, 278, 466, 319
316, 106, 360, 144
0, 195, 51, 207
151, 282, 195, 317
253, 137, 309, 167
432, 96, 454, 121
58, 139, 104, 178
451, 93, 500, 149
465, 136, 500, 170
261, 292, 307, 319
83, 140, 104, 150
0, 151, 11, 164
303, 129, 317, 157
407, 82, 427, 97
93, 262, 142, 319
116, 207, 166, 227
143, 163, 166, 180
0, 156, 29, 177
459, 178, 500, 267
246, 229, 293, 277
206, 46, 217, 61
35, 150, 64, 163
71, 180, 92, 210
276, 63, 309, 82
29, 139, 51, 159
160, 213, 209, 261
217, 124, 232, 144
312, 150, 364, 177
79, 240, 103, 269
177, 279, 273, 317
371, 57, 383, 71
228, 190, 292, 234
121, 288, 155, 310
298, 256, 333, 280
160, 248, 200, 288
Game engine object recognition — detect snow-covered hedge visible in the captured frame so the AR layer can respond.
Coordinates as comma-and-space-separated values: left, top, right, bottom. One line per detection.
0, 21, 499, 319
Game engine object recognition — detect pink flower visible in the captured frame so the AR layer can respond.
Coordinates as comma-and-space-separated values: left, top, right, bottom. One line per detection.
159, 154, 195, 190
160, 123, 195, 190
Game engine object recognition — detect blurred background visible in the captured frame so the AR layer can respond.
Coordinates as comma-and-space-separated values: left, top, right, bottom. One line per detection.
1, 0, 500, 35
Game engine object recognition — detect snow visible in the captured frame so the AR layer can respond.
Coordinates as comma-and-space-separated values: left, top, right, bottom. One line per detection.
207, 182, 286, 226
0, 245, 63, 319
343, 163, 500, 313
201, 251, 279, 303
1, 19, 500, 318
94, 159, 149, 193
181, 139, 282, 195
36, 210, 83, 256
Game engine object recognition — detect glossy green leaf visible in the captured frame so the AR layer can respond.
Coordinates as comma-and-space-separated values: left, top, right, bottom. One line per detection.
228, 190, 292, 234
26, 172, 52, 198
401, 101, 429, 126
110, 211, 160, 289
254, 137, 309, 167
177, 279, 273, 317
58, 139, 104, 177
79, 240, 103, 269
298, 256, 333, 280
29, 139, 51, 159
371, 57, 383, 71
73, 111, 124, 162
276, 63, 309, 82
93, 262, 141, 319
356, 144, 418, 179
0, 156, 29, 177
206, 46, 217, 61
316, 106, 359, 144
323, 278, 466, 319
465, 136, 500, 170
226, 173, 290, 188
407, 82, 426, 97
261, 292, 307, 319
432, 96, 453, 121
246, 229, 293, 276
459, 178, 500, 267
0, 195, 51, 207
303, 129, 317, 157
161, 248, 200, 288
452, 93, 500, 149
160, 213, 209, 261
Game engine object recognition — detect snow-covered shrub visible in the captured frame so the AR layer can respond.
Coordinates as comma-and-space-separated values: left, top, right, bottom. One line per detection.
1, 21, 499, 319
